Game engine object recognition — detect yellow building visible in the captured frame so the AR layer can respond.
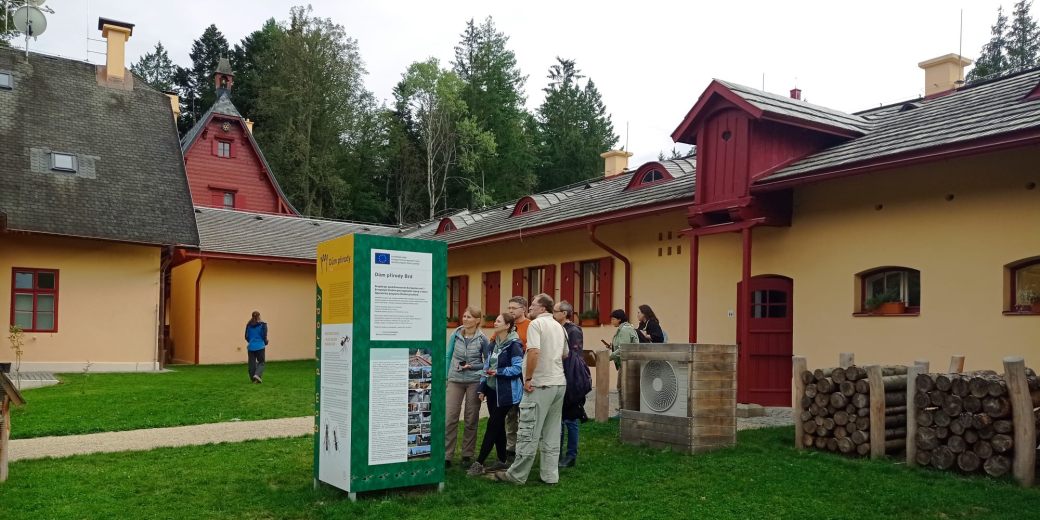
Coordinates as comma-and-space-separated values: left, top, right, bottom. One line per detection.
409, 55, 1040, 405
0, 21, 199, 372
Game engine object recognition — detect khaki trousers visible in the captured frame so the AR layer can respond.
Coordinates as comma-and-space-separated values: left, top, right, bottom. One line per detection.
445, 381, 480, 460
505, 385, 565, 484
505, 406, 518, 451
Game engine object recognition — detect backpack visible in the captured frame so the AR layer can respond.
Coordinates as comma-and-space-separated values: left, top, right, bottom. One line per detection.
564, 349, 592, 403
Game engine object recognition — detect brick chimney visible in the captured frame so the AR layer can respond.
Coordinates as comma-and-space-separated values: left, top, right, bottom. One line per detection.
790, 87, 802, 100
97, 18, 134, 84
918, 54, 973, 97
600, 150, 633, 177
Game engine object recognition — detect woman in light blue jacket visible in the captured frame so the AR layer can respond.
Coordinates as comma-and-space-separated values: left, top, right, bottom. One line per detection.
467, 312, 523, 476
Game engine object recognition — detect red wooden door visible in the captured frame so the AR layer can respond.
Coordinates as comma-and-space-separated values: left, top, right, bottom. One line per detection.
737, 275, 793, 406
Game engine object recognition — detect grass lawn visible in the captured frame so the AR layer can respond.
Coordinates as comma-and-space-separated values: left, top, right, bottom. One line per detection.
2, 424, 1038, 519
9, 361, 314, 439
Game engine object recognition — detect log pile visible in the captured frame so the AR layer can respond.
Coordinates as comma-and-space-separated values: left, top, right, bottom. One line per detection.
797, 365, 908, 456
911, 368, 1039, 477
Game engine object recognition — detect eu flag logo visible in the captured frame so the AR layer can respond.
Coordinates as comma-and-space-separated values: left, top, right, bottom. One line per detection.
375, 253, 391, 265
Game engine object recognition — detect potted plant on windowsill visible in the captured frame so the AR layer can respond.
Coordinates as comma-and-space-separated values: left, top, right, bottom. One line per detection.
446, 316, 460, 328
483, 317, 496, 328
579, 310, 600, 327
866, 290, 906, 315
1019, 289, 1040, 314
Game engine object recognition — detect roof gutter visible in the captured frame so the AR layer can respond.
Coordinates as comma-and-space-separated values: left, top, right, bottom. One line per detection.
587, 224, 631, 320
172, 248, 315, 267
447, 198, 692, 251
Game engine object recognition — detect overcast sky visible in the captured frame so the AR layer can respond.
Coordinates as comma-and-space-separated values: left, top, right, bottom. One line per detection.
12, 0, 1032, 165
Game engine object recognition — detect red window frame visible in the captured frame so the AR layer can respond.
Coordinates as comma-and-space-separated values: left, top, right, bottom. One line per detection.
11, 268, 59, 332
1008, 258, 1040, 314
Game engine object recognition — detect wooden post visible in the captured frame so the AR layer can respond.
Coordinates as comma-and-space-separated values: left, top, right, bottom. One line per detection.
948, 355, 965, 373
838, 352, 854, 369
792, 356, 807, 450
866, 365, 886, 459
595, 349, 611, 422
913, 359, 929, 371
906, 364, 921, 466
1002, 356, 1036, 487
0, 397, 8, 483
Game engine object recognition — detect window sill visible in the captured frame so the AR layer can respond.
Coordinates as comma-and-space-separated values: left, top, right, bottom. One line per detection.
1002, 311, 1040, 316
852, 312, 920, 318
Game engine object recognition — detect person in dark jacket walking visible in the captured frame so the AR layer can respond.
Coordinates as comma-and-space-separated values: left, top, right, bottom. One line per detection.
554, 300, 590, 468
244, 311, 268, 383
467, 313, 524, 476
636, 304, 665, 343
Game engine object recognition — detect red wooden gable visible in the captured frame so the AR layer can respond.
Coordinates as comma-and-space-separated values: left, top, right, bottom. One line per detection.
183, 115, 296, 215
672, 81, 850, 210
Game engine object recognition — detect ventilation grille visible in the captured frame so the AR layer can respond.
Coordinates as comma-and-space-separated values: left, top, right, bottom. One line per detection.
640, 360, 679, 412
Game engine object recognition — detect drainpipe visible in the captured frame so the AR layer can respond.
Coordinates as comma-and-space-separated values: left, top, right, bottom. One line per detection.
587, 224, 631, 319
193, 259, 207, 365
688, 234, 699, 343
156, 246, 174, 370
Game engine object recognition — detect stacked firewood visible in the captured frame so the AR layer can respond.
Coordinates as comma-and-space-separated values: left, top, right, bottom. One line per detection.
798, 365, 908, 456
912, 369, 1039, 476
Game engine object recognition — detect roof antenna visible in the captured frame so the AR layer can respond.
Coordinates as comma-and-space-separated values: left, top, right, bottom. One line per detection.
761, 72, 765, 91
956, 8, 965, 86
625, 121, 629, 152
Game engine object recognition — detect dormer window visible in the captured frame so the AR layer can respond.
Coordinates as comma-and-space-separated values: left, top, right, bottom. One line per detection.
510, 197, 541, 217
435, 218, 457, 234
50, 153, 78, 173
627, 163, 674, 190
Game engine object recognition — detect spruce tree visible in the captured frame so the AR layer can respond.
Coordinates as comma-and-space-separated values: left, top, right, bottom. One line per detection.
452, 17, 535, 206
1007, 0, 1040, 71
535, 58, 619, 191
231, 19, 284, 121
131, 42, 177, 92
967, 6, 1011, 82
174, 25, 230, 134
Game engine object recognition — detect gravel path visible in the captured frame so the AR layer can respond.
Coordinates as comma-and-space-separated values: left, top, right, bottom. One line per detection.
9, 417, 311, 462
10, 394, 792, 462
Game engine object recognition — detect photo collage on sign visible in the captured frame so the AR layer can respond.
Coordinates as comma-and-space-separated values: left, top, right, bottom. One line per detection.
407, 348, 433, 459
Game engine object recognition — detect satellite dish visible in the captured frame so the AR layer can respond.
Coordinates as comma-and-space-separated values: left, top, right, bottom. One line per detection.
13, 6, 48, 39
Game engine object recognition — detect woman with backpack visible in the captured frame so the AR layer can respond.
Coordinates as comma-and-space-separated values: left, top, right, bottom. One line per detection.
244, 311, 268, 384
445, 306, 490, 468
556, 301, 590, 468
467, 312, 524, 476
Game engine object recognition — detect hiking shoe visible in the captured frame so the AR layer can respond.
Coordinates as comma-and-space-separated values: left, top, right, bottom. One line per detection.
466, 462, 485, 476
251, 375, 260, 384
256, 377, 263, 384
461, 456, 472, 466
484, 461, 509, 472
485, 470, 522, 485
559, 456, 576, 468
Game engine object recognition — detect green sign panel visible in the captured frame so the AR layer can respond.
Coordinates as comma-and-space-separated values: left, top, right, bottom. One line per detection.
314, 234, 447, 495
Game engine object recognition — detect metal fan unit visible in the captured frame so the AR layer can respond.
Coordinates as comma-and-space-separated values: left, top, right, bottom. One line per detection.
640, 360, 689, 417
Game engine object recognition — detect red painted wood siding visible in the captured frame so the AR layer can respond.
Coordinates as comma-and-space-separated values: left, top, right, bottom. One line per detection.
183, 119, 291, 214
695, 109, 751, 205
737, 276, 793, 406
747, 121, 840, 180
559, 262, 576, 306
597, 257, 613, 324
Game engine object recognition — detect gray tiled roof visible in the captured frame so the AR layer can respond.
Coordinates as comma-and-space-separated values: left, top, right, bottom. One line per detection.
717, 79, 873, 135
405, 157, 696, 245
194, 206, 398, 260
0, 49, 199, 246
759, 68, 1040, 182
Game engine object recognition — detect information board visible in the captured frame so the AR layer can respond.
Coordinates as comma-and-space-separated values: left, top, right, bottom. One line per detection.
315, 234, 447, 495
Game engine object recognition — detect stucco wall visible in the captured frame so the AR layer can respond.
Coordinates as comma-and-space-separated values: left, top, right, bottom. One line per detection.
0, 234, 160, 371
195, 259, 315, 364
696, 147, 1040, 371
169, 259, 201, 364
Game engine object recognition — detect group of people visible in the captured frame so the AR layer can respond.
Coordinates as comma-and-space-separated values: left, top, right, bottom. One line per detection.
445, 296, 663, 485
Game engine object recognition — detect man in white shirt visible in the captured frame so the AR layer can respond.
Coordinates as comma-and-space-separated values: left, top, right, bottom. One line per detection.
487, 293, 567, 485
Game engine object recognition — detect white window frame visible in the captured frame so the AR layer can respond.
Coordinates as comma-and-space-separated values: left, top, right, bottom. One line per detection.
50, 153, 78, 173
862, 268, 920, 310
